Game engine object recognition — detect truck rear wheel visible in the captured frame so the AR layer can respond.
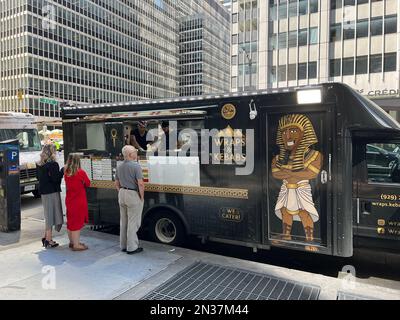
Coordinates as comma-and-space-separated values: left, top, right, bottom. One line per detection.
148, 211, 186, 246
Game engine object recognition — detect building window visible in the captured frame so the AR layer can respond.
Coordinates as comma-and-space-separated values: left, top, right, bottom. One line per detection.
298, 29, 308, 46
308, 62, 317, 79
343, 57, 355, 76
299, 0, 308, 15
358, 0, 368, 4
288, 31, 297, 48
231, 76, 238, 88
289, 0, 297, 17
278, 32, 287, 49
385, 15, 397, 34
344, 0, 355, 5
370, 54, 382, 73
269, 34, 277, 50
288, 63, 296, 81
298, 63, 307, 80
356, 55, 368, 74
343, 21, 355, 40
270, 66, 277, 83
309, 27, 318, 44
310, 0, 318, 13
232, 34, 238, 44
329, 59, 341, 77
330, 23, 342, 42
278, 65, 286, 81
232, 55, 238, 65
384, 53, 397, 72
331, 0, 341, 10
370, 17, 383, 36
232, 13, 238, 23
270, 3, 277, 21
279, 1, 287, 19
357, 19, 369, 38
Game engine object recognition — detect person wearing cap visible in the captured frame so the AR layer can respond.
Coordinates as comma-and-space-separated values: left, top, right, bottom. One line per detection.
158, 121, 186, 152
130, 121, 153, 152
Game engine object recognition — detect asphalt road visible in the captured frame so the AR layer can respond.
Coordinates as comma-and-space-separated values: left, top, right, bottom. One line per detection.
20, 193, 400, 292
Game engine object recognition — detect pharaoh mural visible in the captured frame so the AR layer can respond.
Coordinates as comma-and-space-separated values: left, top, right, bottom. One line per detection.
271, 114, 323, 242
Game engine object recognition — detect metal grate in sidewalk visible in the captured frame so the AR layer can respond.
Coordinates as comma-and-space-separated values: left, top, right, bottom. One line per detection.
142, 261, 321, 300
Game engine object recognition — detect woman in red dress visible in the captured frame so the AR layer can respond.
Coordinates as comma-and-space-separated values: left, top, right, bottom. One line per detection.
64, 153, 91, 251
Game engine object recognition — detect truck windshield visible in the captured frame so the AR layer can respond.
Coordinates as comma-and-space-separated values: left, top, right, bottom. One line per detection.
0, 129, 41, 152
367, 142, 400, 184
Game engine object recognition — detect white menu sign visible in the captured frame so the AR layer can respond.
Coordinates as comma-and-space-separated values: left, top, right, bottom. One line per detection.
92, 158, 113, 181
80, 158, 93, 180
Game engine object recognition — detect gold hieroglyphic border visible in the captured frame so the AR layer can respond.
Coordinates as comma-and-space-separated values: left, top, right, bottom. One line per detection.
90, 181, 248, 200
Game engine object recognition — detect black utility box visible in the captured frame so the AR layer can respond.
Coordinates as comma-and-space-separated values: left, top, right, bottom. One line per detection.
0, 140, 21, 232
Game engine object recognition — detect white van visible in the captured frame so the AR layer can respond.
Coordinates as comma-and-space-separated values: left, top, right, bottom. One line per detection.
0, 112, 41, 197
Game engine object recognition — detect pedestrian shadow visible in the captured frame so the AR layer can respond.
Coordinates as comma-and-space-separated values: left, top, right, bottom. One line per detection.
35, 237, 122, 269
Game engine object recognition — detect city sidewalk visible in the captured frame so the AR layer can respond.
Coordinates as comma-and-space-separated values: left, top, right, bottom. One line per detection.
0, 217, 400, 300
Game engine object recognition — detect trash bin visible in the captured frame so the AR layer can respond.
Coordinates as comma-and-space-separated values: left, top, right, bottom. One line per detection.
0, 139, 21, 232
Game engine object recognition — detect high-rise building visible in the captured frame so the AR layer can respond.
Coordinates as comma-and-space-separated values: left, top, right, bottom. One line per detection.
179, 0, 231, 96
0, 0, 230, 120
231, 0, 400, 120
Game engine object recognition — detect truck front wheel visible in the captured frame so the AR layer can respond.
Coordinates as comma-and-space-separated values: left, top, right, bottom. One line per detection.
148, 211, 186, 246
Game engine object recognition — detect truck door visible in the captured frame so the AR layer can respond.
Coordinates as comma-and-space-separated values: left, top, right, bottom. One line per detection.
262, 105, 333, 254
354, 139, 400, 241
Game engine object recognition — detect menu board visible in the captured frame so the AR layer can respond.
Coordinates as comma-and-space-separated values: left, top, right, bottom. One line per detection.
80, 158, 93, 180
92, 158, 113, 181
139, 160, 149, 183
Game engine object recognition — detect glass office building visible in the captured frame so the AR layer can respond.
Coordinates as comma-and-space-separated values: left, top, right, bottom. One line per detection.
0, 0, 230, 120
230, 0, 400, 120
179, 0, 231, 96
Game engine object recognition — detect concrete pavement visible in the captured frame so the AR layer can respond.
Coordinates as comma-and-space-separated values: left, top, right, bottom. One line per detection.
0, 194, 399, 300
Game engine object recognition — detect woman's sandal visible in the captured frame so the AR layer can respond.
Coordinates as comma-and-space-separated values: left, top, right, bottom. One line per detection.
71, 244, 88, 251
44, 240, 59, 249
69, 243, 87, 249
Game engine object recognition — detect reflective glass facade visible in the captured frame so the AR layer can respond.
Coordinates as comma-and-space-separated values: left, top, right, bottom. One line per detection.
0, 0, 230, 119
230, 0, 400, 101
179, 0, 230, 96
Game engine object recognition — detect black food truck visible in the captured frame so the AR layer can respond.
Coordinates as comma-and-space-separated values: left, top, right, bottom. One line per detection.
62, 83, 400, 257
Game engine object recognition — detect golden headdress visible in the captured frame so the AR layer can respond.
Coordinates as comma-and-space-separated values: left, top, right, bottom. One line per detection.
276, 114, 318, 171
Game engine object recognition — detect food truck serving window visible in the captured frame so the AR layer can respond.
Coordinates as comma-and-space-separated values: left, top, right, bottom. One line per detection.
366, 142, 400, 184
73, 122, 106, 153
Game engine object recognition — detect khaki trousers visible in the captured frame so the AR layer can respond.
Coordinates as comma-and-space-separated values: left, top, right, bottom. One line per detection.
118, 189, 144, 252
